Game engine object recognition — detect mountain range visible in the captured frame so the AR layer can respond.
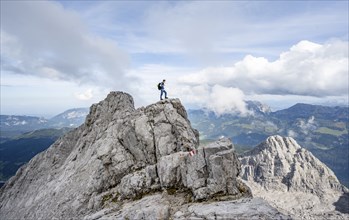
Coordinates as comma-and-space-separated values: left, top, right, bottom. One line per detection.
188, 102, 349, 187
0, 108, 89, 142
0, 92, 347, 219
1, 100, 348, 189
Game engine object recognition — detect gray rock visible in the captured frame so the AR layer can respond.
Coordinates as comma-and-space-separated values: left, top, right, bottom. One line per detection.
114, 194, 170, 220
157, 152, 184, 188
240, 135, 345, 194
186, 197, 290, 220
181, 137, 250, 201
0, 92, 250, 220
117, 165, 159, 200
85, 193, 290, 220
239, 135, 349, 219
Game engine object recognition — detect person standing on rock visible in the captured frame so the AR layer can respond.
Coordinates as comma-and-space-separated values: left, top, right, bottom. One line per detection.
159, 79, 168, 100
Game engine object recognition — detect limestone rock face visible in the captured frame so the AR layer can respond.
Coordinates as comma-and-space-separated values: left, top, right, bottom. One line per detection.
0, 92, 251, 220
84, 193, 290, 220
240, 135, 349, 219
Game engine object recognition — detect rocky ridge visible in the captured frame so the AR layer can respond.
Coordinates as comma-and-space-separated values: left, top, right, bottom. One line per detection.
0, 92, 288, 219
239, 135, 349, 219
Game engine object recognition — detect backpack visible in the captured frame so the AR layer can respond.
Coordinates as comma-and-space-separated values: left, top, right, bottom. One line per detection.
157, 83, 162, 90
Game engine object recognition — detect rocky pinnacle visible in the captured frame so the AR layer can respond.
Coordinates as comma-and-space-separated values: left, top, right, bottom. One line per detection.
1, 92, 265, 220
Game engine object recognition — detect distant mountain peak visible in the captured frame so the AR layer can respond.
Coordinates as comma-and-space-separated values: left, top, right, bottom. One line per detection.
272, 103, 349, 121
245, 135, 301, 156
240, 135, 344, 193
0, 108, 89, 133
48, 107, 89, 128
240, 135, 348, 218
54, 108, 89, 119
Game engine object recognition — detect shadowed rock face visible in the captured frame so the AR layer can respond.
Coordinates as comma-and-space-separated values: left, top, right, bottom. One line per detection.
240, 135, 349, 219
0, 92, 255, 220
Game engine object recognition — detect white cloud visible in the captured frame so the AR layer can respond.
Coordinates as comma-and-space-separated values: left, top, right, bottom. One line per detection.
75, 89, 93, 101
179, 40, 349, 97
207, 85, 250, 116
178, 84, 250, 116
0, 1, 130, 89
1, 1, 348, 115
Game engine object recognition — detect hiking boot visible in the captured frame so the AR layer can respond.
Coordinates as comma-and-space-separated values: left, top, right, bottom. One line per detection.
165, 97, 168, 99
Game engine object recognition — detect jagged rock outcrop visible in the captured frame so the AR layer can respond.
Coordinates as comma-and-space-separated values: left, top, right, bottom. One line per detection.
240, 135, 349, 219
0, 91, 262, 220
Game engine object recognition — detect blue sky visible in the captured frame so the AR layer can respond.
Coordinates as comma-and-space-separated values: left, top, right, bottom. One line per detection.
1, 1, 348, 117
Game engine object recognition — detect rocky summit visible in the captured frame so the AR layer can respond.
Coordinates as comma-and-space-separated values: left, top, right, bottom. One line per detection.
240, 135, 349, 219
0, 92, 288, 220
2, 92, 347, 219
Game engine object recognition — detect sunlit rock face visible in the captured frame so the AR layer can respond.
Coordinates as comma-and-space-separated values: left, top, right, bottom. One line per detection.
240, 135, 349, 219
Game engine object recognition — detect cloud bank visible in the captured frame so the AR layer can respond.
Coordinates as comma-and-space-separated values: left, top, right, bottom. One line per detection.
178, 40, 348, 115
1, 1, 129, 88
180, 40, 348, 97
74, 89, 93, 101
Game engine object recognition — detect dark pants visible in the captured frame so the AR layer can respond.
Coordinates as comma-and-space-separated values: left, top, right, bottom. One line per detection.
160, 89, 167, 100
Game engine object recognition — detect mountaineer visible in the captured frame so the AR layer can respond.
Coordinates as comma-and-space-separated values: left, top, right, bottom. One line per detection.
158, 79, 168, 100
